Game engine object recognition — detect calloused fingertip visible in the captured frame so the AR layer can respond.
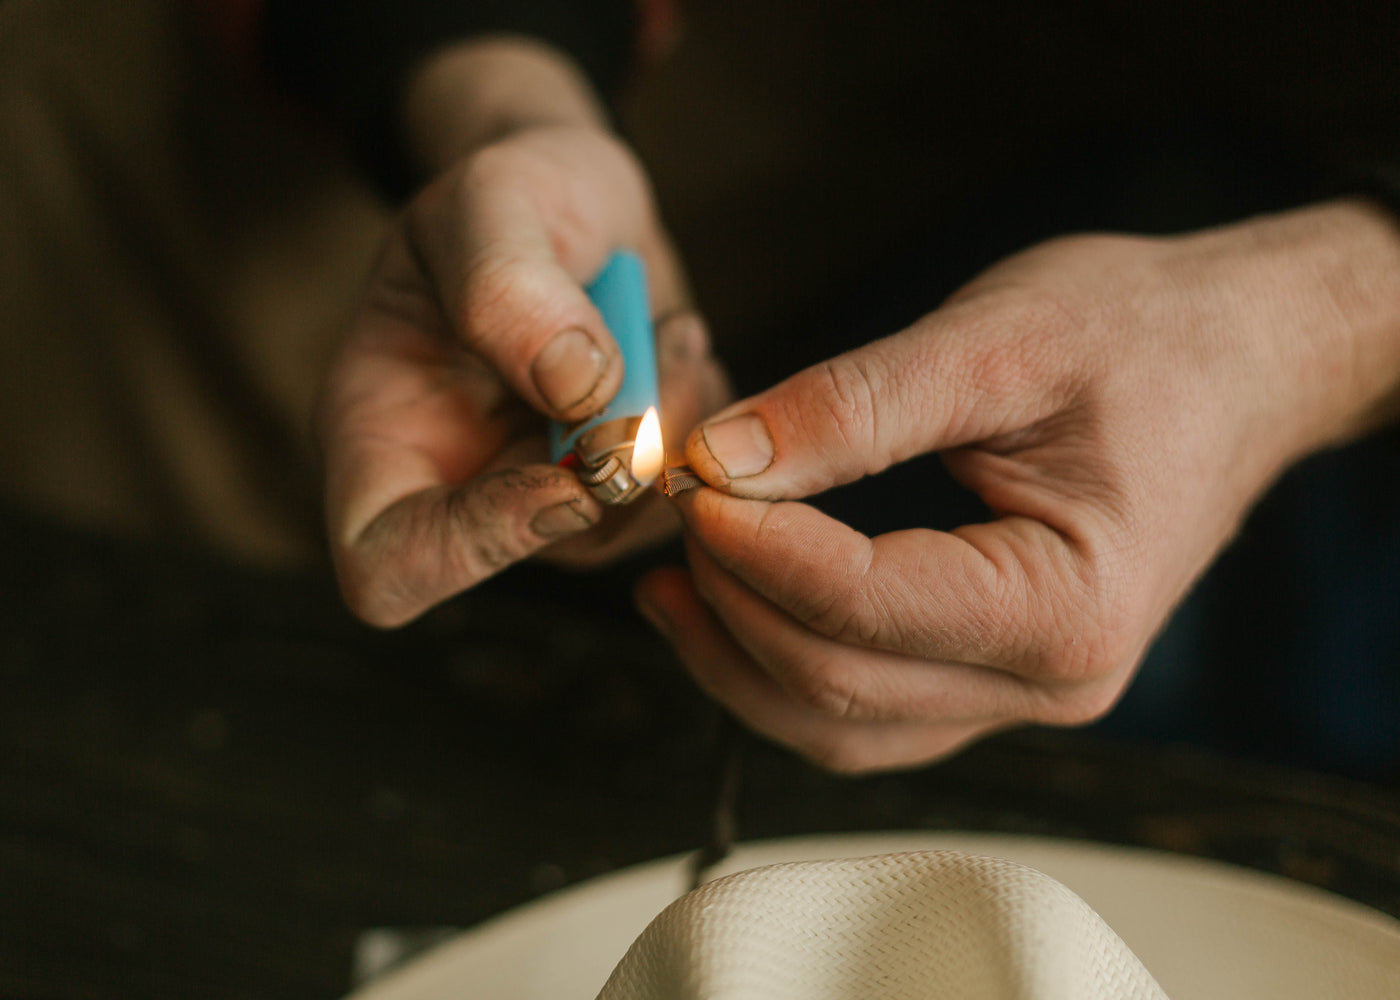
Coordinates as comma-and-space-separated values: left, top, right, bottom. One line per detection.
681, 425, 731, 490
698, 413, 774, 481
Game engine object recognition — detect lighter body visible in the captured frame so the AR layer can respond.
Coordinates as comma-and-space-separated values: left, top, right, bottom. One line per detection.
548, 250, 663, 504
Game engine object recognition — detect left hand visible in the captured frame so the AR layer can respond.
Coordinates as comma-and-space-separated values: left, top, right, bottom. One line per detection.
636, 200, 1400, 773
318, 40, 730, 627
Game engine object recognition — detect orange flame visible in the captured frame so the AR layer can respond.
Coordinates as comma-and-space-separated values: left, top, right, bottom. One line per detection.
630, 406, 664, 487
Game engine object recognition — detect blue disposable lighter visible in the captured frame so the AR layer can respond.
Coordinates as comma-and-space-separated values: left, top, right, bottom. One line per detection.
548, 250, 663, 505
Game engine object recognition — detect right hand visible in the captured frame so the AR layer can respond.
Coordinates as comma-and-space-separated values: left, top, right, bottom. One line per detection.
639, 201, 1400, 772
319, 55, 728, 627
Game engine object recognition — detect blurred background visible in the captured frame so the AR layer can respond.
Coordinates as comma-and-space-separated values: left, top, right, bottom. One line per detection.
2, 1, 1398, 997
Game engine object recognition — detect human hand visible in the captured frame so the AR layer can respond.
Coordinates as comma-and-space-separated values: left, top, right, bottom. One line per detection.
637, 200, 1400, 772
320, 42, 728, 627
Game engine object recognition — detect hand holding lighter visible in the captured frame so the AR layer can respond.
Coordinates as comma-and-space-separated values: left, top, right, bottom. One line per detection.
549, 251, 664, 505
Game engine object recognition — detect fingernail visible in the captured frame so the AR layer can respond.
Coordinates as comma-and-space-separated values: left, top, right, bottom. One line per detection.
701, 414, 774, 479
657, 313, 709, 365
532, 327, 608, 414
530, 500, 595, 540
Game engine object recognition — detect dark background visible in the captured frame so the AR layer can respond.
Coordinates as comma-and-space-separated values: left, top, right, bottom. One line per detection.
5, 510, 1400, 1000
4, 2, 1400, 998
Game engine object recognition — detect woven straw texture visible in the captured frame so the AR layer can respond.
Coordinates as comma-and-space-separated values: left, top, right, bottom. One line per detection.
595, 851, 1169, 1000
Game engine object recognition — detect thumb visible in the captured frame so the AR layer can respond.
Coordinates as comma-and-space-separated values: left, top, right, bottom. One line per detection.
683, 300, 1070, 499
404, 128, 686, 423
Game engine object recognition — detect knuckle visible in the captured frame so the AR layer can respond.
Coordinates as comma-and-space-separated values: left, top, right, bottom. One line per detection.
1023, 561, 1144, 726
960, 325, 1051, 406
444, 487, 506, 572
427, 153, 554, 346
802, 356, 884, 463
1014, 543, 1133, 686
443, 475, 544, 578
1071, 569, 1139, 682
948, 287, 1092, 422
747, 510, 879, 644
458, 250, 537, 347
804, 590, 883, 646
1012, 282, 1093, 338
333, 469, 577, 629
780, 653, 868, 722
332, 511, 437, 629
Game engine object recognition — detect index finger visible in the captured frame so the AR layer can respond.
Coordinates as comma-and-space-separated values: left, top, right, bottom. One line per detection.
636, 566, 1004, 773
675, 488, 1127, 686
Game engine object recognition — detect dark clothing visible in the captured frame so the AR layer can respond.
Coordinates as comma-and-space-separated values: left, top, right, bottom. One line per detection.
261, 0, 638, 196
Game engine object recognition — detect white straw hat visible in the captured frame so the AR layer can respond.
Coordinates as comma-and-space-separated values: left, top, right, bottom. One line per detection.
598, 851, 1167, 1000
349, 833, 1400, 1000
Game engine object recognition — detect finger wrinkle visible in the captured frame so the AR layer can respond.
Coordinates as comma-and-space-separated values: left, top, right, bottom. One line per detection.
443, 475, 565, 579
459, 248, 554, 345
784, 584, 855, 644
849, 353, 895, 471
441, 487, 510, 575
852, 584, 903, 649
345, 509, 443, 627
831, 599, 885, 647
809, 357, 881, 474
747, 498, 787, 550
770, 646, 864, 722
849, 532, 881, 638
960, 520, 1100, 680
888, 528, 1016, 663
376, 560, 444, 627
805, 540, 881, 645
